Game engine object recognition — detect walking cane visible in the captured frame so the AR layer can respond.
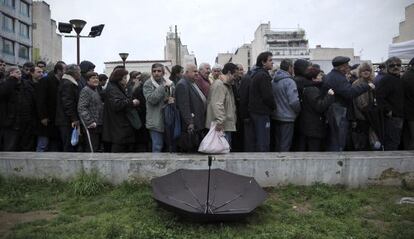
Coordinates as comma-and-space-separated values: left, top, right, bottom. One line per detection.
80, 118, 94, 153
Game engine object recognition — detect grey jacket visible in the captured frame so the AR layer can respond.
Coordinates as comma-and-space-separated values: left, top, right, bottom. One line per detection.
143, 77, 174, 132
78, 85, 104, 127
272, 70, 301, 122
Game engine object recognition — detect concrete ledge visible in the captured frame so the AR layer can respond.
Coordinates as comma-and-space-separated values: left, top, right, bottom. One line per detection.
1, 152, 414, 187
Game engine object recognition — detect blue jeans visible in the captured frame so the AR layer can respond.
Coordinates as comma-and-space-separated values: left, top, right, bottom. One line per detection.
250, 113, 271, 152
150, 130, 164, 152
224, 131, 232, 147
274, 121, 295, 152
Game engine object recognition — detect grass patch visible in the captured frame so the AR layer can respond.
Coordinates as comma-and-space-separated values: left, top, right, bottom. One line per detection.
0, 176, 413, 239
69, 170, 109, 197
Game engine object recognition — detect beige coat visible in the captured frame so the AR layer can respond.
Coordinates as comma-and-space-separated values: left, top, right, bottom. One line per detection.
205, 78, 236, 131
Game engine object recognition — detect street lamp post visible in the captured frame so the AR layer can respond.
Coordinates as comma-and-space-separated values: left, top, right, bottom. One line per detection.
119, 53, 129, 67
69, 19, 86, 65
58, 20, 105, 65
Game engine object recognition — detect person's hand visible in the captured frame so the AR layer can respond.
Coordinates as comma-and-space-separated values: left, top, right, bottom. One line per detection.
328, 89, 335, 95
71, 121, 80, 128
215, 123, 224, 131
168, 97, 175, 104
88, 122, 97, 128
132, 99, 140, 106
368, 82, 375, 90
165, 80, 172, 87
386, 111, 392, 118
40, 118, 48, 126
187, 124, 194, 132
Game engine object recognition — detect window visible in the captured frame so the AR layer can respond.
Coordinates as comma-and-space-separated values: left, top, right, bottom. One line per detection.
2, 15, 14, 32
2, 39, 14, 55
20, 1, 29, 17
19, 22, 29, 38
1, 0, 15, 8
18, 44, 29, 59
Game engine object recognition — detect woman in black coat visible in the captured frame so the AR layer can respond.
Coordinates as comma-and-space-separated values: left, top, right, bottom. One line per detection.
299, 67, 335, 151
102, 68, 140, 152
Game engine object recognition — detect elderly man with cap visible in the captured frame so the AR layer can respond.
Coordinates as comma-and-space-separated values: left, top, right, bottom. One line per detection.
323, 56, 375, 151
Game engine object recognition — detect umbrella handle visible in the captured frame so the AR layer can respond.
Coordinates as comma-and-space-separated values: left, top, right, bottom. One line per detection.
206, 156, 215, 214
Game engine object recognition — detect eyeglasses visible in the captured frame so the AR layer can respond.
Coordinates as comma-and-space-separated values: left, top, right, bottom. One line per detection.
152, 70, 162, 73
388, 64, 401, 68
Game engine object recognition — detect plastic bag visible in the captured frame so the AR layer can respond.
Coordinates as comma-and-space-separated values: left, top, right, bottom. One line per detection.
71, 127, 79, 146
198, 122, 230, 154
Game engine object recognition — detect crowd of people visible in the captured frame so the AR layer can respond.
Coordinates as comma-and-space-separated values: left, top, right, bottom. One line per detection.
0, 52, 413, 153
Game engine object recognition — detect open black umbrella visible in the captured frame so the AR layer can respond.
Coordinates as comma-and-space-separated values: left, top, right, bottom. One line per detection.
151, 156, 267, 222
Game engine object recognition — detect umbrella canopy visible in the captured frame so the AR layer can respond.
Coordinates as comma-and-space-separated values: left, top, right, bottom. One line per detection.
151, 168, 267, 222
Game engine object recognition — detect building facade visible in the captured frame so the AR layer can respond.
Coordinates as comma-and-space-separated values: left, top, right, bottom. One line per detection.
32, 0, 61, 64
104, 60, 173, 79
215, 44, 252, 71
310, 45, 360, 73
251, 22, 310, 67
0, 0, 33, 65
393, 3, 414, 43
164, 26, 195, 66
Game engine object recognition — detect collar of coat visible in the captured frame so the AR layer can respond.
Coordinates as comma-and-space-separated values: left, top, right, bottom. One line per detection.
150, 77, 172, 88
62, 74, 78, 86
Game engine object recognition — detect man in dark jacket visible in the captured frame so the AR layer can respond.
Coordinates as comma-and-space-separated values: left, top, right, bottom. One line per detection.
0, 66, 42, 151
55, 64, 81, 152
175, 63, 207, 152
376, 57, 404, 150
231, 64, 244, 152
402, 58, 414, 150
0, 67, 22, 151
36, 61, 66, 152
239, 69, 255, 152
323, 56, 374, 151
248, 51, 276, 152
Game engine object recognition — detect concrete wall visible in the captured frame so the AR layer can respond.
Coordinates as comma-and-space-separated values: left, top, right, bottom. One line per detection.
1, 152, 413, 187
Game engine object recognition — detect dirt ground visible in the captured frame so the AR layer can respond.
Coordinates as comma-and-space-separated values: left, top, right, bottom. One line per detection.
0, 210, 58, 238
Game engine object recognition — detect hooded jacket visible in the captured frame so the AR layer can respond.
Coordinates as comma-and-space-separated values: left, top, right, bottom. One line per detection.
272, 70, 301, 122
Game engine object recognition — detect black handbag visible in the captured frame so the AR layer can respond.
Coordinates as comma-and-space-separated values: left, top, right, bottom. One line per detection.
126, 108, 142, 130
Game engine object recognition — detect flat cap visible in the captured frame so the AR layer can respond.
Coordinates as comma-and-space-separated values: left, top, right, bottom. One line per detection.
332, 56, 351, 67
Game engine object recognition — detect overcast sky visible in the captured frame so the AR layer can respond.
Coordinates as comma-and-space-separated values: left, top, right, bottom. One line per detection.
44, 0, 413, 73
